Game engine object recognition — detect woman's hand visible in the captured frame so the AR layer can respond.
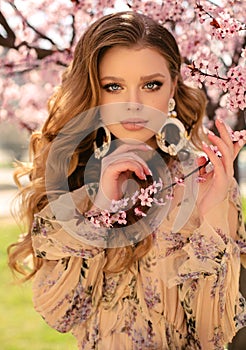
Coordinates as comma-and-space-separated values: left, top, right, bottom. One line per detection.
93, 143, 152, 210
197, 118, 245, 217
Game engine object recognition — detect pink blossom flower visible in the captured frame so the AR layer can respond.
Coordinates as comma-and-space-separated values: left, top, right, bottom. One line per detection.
146, 179, 163, 195
166, 193, 174, 200
196, 176, 207, 183
231, 130, 246, 147
138, 188, 154, 207
117, 211, 127, 225
89, 217, 101, 228
134, 207, 147, 217
110, 200, 121, 213
175, 177, 185, 186
110, 198, 129, 212
147, 183, 158, 195
153, 198, 166, 206
131, 190, 140, 205
100, 210, 113, 228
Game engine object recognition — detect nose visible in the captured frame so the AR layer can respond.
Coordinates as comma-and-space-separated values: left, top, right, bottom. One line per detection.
126, 89, 143, 111
126, 102, 143, 111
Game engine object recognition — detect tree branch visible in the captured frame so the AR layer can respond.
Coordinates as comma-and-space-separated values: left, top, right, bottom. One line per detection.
15, 41, 56, 59
0, 11, 16, 48
0, 58, 68, 77
0, 7, 59, 59
7, 0, 59, 48
70, 14, 76, 47
187, 63, 229, 81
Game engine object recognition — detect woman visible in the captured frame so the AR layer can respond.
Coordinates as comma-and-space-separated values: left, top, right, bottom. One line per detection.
9, 11, 246, 349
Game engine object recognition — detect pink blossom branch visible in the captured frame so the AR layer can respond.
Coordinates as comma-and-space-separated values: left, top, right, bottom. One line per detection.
15, 41, 56, 60
0, 58, 67, 77
0, 10, 58, 60
195, 2, 220, 29
195, 2, 246, 32
7, 0, 59, 48
187, 62, 228, 82
2, 2, 75, 61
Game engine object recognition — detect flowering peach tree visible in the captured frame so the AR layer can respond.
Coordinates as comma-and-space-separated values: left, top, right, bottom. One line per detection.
0, 0, 245, 132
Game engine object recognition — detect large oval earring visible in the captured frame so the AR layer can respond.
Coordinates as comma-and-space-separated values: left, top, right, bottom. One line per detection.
155, 118, 190, 160
93, 124, 111, 159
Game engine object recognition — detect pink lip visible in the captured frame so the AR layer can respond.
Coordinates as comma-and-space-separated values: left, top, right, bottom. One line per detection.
121, 119, 147, 131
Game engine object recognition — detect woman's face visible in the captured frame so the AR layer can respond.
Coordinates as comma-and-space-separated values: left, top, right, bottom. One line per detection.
99, 46, 176, 145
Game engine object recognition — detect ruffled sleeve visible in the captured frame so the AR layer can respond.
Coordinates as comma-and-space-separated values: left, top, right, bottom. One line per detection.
31, 185, 107, 333
160, 179, 246, 349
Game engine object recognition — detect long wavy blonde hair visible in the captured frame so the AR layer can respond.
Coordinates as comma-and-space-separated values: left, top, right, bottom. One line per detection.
8, 11, 207, 280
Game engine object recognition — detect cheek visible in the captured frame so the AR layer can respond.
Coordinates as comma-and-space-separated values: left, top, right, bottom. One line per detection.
100, 91, 125, 105
106, 124, 120, 137
99, 92, 109, 105
146, 94, 169, 113
100, 104, 124, 125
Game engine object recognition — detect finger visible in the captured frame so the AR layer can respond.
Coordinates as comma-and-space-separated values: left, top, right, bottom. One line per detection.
102, 152, 152, 176
106, 160, 148, 180
202, 141, 233, 179
215, 118, 234, 152
207, 132, 233, 176
196, 156, 208, 176
122, 151, 152, 176
233, 142, 244, 160
108, 143, 152, 156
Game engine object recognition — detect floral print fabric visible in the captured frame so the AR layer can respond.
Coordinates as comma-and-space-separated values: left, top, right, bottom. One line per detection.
31, 173, 246, 350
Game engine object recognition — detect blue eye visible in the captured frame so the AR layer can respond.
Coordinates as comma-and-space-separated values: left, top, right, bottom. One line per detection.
102, 83, 122, 92
144, 81, 163, 90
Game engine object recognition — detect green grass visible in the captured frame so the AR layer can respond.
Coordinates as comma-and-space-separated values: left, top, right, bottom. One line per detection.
0, 162, 14, 169
242, 197, 246, 218
0, 219, 77, 350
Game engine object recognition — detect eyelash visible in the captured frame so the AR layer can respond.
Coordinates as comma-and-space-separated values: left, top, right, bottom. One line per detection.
102, 83, 122, 93
102, 80, 163, 93
143, 80, 163, 91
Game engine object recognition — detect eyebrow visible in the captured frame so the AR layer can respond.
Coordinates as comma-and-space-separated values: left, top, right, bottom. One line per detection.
140, 73, 166, 81
100, 73, 166, 82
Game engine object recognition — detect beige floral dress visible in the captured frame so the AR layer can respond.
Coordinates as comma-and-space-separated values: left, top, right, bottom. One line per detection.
31, 166, 246, 350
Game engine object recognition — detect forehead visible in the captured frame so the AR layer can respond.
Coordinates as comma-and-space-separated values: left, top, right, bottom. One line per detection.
99, 46, 170, 77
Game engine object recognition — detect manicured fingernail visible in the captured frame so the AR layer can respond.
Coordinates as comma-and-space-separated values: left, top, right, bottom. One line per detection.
202, 141, 209, 148
206, 162, 214, 173
216, 116, 223, 123
145, 144, 153, 150
141, 171, 147, 180
208, 130, 215, 136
